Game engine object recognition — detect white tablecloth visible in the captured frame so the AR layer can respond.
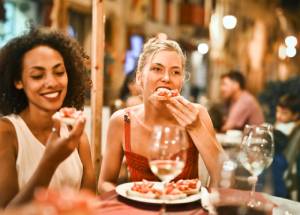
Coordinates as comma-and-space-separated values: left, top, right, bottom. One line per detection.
266, 194, 300, 214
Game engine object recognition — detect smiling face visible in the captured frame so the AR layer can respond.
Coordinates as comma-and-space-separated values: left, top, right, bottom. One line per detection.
15, 45, 68, 113
137, 50, 184, 101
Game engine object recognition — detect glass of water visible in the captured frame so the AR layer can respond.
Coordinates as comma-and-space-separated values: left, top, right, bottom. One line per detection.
239, 124, 274, 208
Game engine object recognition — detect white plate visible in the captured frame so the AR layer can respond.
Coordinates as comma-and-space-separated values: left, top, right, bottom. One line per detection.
216, 133, 241, 146
115, 182, 205, 204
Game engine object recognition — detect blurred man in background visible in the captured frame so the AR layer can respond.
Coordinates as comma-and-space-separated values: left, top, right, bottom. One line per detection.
220, 70, 264, 132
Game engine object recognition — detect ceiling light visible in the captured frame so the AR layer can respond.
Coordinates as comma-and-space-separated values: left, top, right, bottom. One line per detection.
222, 15, 237, 30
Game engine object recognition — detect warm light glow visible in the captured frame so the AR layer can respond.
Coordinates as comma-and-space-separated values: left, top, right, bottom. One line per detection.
285, 35, 297, 47
222, 15, 237, 29
286, 46, 297, 58
197, 43, 209, 54
278, 44, 286, 60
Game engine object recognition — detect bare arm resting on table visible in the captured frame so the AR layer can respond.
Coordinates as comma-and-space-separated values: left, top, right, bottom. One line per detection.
78, 133, 96, 191
221, 102, 250, 132
0, 116, 91, 208
166, 96, 225, 187
98, 110, 124, 193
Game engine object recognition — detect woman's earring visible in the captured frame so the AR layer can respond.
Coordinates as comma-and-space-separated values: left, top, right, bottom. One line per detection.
184, 72, 191, 82
14, 81, 24, 90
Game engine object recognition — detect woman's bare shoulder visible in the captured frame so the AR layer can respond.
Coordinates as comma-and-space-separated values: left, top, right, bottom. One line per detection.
109, 109, 126, 123
0, 118, 18, 150
110, 105, 144, 122
108, 106, 144, 135
128, 104, 144, 113
108, 108, 128, 130
0, 117, 16, 136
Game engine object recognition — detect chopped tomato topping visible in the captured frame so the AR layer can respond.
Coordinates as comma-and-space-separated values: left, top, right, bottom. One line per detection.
60, 107, 77, 117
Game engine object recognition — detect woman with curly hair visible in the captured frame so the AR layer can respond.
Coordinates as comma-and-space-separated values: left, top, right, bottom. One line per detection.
0, 28, 95, 208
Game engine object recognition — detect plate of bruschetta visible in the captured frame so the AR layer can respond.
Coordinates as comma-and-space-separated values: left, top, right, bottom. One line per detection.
116, 179, 205, 204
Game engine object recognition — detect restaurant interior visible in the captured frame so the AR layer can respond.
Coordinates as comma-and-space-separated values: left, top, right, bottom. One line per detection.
0, 0, 300, 214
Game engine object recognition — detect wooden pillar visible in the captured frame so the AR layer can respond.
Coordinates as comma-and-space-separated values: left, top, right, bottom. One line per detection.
246, 20, 267, 94
50, 0, 69, 32
41, 0, 54, 27
91, 0, 104, 180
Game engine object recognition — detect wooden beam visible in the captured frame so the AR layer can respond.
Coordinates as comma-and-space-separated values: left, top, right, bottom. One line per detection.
50, 0, 69, 32
69, 0, 92, 14
91, 0, 104, 182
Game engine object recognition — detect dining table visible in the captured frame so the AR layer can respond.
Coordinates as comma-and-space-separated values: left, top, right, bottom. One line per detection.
216, 131, 242, 147
1, 186, 300, 215
97, 186, 300, 215
98, 189, 207, 215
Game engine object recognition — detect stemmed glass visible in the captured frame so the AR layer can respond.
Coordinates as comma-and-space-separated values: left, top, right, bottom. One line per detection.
148, 125, 188, 214
238, 124, 274, 208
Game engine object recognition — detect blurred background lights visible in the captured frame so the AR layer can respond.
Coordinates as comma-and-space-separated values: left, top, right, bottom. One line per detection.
286, 46, 297, 58
222, 15, 237, 29
278, 44, 287, 59
285, 35, 297, 47
197, 43, 209, 54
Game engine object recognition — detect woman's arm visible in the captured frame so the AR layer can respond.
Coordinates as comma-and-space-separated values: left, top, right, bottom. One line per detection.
0, 120, 20, 208
187, 107, 224, 187
166, 96, 225, 187
98, 110, 124, 193
78, 133, 96, 192
0, 119, 59, 208
1, 116, 87, 208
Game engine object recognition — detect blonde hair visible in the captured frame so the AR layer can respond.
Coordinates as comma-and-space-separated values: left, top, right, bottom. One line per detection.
136, 37, 186, 75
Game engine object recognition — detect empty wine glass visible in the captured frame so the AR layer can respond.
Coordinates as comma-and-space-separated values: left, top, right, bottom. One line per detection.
239, 124, 274, 208
148, 125, 188, 214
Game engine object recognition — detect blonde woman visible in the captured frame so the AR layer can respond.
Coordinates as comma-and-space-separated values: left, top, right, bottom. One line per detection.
98, 36, 224, 192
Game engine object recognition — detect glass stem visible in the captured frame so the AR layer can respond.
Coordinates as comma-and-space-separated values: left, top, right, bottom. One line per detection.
160, 180, 169, 215
160, 203, 166, 215
246, 175, 258, 207
247, 176, 261, 208
249, 181, 256, 204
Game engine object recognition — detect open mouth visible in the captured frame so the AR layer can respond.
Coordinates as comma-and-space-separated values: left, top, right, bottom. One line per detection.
155, 87, 172, 92
41, 91, 61, 99
154, 87, 179, 98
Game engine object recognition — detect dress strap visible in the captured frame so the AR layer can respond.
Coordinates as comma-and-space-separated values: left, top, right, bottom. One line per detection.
124, 110, 131, 152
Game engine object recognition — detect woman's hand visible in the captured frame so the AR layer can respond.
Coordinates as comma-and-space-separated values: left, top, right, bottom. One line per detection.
43, 115, 86, 167
4, 116, 88, 208
166, 96, 201, 129
167, 96, 224, 187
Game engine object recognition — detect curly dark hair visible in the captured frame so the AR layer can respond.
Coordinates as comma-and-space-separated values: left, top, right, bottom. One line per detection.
0, 27, 90, 115
278, 94, 300, 115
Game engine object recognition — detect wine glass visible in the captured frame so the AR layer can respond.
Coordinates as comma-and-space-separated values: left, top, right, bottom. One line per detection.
238, 124, 274, 208
148, 125, 188, 214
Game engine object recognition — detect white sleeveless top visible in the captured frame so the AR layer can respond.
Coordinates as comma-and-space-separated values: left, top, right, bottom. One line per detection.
4, 114, 83, 190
